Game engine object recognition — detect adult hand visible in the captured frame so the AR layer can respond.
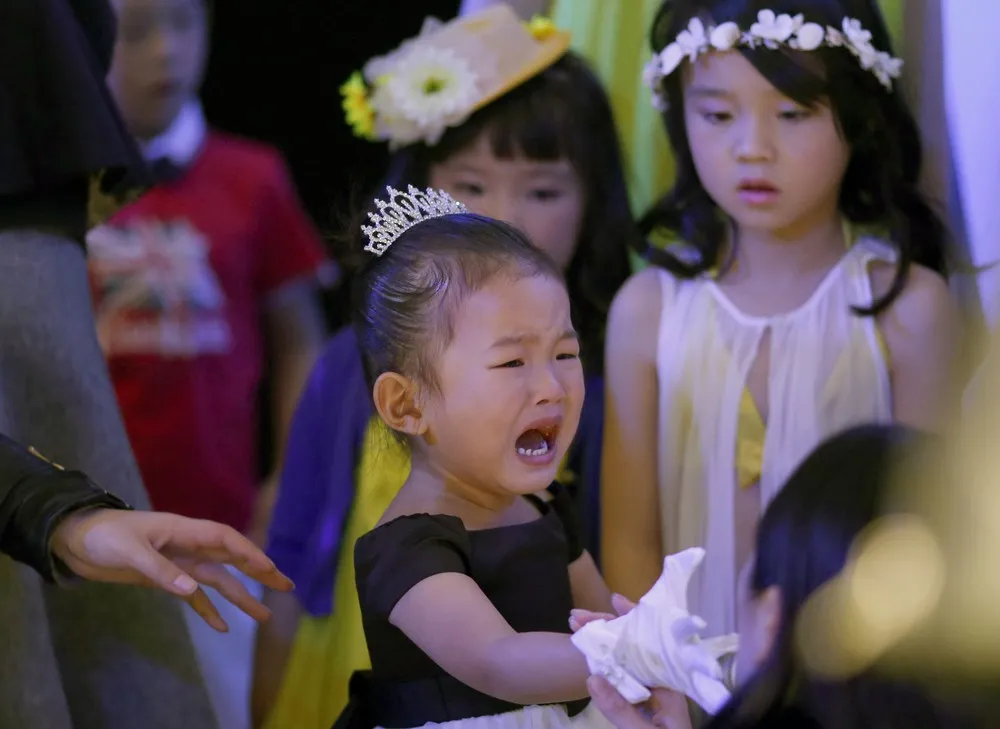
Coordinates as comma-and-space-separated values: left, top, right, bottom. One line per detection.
570, 593, 636, 631
50, 509, 294, 632
588, 676, 693, 729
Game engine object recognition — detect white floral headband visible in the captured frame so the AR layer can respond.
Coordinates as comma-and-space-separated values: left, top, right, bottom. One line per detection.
644, 10, 903, 110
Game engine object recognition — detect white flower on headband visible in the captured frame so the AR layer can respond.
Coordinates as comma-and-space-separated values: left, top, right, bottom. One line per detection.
791, 23, 826, 51
749, 10, 795, 44
645, 10, 903, 111
643, 55, 669, 111
841, 17, 873, 49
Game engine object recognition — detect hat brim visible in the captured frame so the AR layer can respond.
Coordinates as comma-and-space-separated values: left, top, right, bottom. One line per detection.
469, 29, 572, 114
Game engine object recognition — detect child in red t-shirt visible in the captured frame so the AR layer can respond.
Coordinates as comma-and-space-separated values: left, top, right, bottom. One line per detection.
88, 1, 328, 727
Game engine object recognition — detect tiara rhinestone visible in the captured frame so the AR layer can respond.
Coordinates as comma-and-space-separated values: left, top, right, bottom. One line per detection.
361, 185, 469, 256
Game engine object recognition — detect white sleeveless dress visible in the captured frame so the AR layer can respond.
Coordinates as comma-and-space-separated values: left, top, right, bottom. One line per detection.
653, 236, 895, 635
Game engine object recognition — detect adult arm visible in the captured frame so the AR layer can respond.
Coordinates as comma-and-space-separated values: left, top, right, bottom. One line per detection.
0, 433, 128, 579
0, 433, 292, 630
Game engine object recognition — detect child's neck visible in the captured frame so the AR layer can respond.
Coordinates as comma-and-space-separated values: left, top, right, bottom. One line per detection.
730, 215, 846, 281
406, 458, 518, 518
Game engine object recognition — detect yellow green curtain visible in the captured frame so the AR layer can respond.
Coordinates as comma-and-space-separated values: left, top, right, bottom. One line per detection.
551, 0, 905, 217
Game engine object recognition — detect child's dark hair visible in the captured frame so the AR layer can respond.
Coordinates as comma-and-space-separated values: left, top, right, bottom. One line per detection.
339, 52, 635, 374
710, 424, 976, 729
642, 0, 949, 316
351, 213, 565, 399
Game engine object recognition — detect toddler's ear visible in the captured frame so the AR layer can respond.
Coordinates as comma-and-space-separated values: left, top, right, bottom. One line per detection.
372, 372, 427, 437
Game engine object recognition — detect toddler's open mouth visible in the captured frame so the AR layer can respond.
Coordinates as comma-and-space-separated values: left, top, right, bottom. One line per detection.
515, 418, 561, 465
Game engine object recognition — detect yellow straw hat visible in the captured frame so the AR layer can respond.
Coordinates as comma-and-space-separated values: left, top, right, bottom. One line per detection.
340, 4, 571, 150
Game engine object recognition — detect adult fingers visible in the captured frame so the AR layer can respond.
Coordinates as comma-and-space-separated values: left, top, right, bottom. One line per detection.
115, 542, 229, 631
151, 516, 293, 591
187, 562, 273, 623
184, 586, 229, 633
121, 540, 201, 596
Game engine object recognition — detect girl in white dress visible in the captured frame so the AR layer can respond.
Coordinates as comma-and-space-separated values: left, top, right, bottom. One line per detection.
601, 0, 959, 637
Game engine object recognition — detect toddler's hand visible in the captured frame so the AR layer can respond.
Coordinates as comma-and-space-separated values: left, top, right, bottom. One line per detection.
569, 593, 637, 631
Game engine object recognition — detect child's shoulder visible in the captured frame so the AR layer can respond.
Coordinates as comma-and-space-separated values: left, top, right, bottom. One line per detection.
610, 267, 665, 318
847, 232, 950, 325
870, 259, 951, 322
356, 512, 472, 574
607, 265, 688, 341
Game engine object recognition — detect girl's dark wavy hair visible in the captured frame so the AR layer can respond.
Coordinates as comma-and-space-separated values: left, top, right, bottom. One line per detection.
709, 424, 976, 729
338, 52, 637, 374
641, 0, 949, 316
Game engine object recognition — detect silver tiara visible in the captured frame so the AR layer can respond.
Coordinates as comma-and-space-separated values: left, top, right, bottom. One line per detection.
362, 185, 468, 256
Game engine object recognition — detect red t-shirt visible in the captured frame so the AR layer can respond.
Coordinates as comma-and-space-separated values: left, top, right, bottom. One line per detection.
87, 132, 326, 531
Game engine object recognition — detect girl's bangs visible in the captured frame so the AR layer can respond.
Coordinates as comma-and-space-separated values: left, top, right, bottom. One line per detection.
739, 46, 831, 107
429, 68, 582, 164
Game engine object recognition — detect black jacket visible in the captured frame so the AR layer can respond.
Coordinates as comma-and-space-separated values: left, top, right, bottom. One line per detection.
0, 434, 129, 581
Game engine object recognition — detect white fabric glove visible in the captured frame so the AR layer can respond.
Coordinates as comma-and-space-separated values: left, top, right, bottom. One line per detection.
571, 548, 738, 714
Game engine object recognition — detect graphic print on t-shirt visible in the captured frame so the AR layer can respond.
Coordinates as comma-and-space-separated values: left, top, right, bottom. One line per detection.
87, 219, 232, 357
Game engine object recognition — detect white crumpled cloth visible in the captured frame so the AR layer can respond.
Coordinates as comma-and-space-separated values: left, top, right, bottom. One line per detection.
571, 548, 738, 714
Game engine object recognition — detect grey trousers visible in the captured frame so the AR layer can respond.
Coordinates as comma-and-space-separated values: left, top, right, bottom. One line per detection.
0, 231, 218, 729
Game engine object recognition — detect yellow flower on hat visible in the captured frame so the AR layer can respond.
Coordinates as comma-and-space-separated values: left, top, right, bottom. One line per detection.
340, 71, 376, 140
526, 15, 556, 41
340, 72, 367, 102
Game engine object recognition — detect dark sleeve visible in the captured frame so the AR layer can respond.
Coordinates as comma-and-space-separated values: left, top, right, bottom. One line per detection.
546, 483, 585, 563
0, 435, 131, 582
354, 515, 472, 620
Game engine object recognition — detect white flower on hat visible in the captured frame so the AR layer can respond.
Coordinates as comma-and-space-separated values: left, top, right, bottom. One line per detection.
379, 46, 481, 147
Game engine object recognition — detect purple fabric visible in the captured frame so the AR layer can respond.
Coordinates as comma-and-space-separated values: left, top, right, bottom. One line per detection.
266, 326, 371, 617
267, 327, 608, 617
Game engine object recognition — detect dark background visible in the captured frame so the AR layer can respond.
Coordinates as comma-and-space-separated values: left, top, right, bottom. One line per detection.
201, 1, 462, 245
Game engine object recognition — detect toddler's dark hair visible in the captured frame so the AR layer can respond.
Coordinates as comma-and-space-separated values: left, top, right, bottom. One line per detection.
351, 212, 565, 396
